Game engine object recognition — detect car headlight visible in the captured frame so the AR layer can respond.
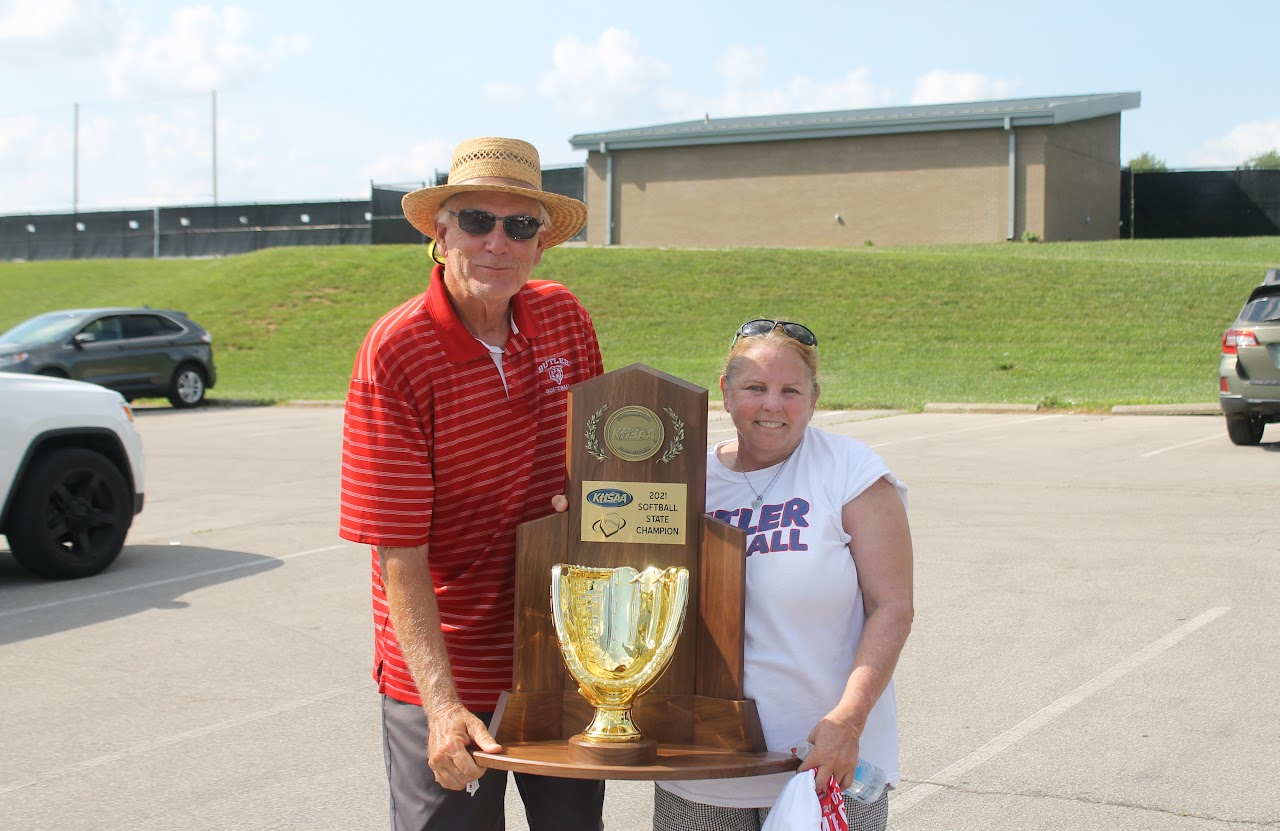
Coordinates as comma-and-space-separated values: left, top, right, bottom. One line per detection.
0, 352, 29, 366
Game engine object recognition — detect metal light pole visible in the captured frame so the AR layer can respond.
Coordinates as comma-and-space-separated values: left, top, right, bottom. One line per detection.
212, 90, 218, 206
73, 102, 79, 213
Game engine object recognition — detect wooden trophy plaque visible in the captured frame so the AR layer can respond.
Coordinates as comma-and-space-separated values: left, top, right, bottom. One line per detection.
475, 364, 799, 780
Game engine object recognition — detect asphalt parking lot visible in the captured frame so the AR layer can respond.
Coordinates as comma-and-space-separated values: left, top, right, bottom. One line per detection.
1, 404, 1277, 830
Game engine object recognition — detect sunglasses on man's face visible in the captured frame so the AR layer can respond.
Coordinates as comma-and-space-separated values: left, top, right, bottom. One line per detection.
448, 209, 544, 241
731, 318, 819, 347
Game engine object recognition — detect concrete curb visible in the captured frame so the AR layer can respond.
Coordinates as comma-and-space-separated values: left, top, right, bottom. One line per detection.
202, 398, 342, 408
925, 402, 1222, 417
924, 402, 1042, 414
1109, 403, 1220, 416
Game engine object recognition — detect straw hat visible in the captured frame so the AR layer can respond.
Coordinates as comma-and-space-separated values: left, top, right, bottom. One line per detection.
401, 137, 587, 249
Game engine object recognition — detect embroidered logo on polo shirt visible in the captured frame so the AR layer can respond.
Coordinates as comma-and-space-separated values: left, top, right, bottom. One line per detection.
538, 356, 572, 394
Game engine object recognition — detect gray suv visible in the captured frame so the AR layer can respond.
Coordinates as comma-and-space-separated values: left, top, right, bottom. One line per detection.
1219, 268, 1280, 445
0, 307, 216, 408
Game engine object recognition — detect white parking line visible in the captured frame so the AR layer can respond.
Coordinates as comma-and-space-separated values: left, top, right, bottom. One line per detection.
0, 544, 355, 619
1141, 433, 1223, 458
891, 606, 1230, 815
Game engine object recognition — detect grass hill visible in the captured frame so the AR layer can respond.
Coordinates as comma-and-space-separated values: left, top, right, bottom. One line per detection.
3, 238, 1278, 410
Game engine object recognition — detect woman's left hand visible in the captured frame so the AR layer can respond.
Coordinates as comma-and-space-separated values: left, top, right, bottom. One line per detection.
797, 715, 862, 793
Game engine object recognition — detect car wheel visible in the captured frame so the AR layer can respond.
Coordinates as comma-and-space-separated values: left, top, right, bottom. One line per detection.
6, 448, 133, 579
37, 368, 69, 378
168, 363, 207, 408
1225, 414, 1266, 445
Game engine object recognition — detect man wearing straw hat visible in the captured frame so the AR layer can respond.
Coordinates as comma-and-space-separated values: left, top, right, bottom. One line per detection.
339, 137, 605, 830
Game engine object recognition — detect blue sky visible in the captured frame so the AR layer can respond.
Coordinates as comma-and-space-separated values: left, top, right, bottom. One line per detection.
3, 0, 1277, 215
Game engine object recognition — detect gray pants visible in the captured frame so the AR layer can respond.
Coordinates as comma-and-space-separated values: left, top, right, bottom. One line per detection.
381, 695, 605, 831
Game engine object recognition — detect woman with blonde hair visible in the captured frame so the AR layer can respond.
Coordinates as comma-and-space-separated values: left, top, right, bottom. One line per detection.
653, 318, 915, 831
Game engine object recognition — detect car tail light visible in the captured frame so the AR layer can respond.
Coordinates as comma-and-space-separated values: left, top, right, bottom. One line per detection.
199, 332, 212, 344
1222, 329, 1259, 354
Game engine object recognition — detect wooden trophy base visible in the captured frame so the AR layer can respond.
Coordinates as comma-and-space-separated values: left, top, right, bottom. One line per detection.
568, 734, 657, 766
474, 744, 798, 781
475, 690, 800, 781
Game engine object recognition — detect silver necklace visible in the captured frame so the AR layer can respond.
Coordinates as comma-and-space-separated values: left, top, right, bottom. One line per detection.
738, 453, 790, 511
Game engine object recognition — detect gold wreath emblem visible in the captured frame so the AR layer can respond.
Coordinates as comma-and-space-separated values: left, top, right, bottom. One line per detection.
659, 408, 684, 463
585, 405, 685, 463
584, 405, 609, 461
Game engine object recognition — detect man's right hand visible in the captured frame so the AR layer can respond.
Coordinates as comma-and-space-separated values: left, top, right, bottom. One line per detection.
425, 703, 504, 791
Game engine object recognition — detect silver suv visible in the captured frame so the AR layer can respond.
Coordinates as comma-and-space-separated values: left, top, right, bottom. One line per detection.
1, 372, 146, 579
1219, 268, 1280, 445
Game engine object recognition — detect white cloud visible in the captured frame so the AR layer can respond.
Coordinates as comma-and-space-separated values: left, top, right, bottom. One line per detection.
0, 0, 123, 62
134, 108, 216, 202
76, 115, 114, 163
716, 44, 768, 87
1188, 119, 1280, 167
537, 28, 673, 121
0, 114, 74, 212
536, 33, 888, 128
0, 114, 54, 159
704, 42, 885, 121
361, 139, 454, 187
910, 70, 1017, 105
106, 5, 309, 96
1, 4, 315, 210
711, 68, 883, 118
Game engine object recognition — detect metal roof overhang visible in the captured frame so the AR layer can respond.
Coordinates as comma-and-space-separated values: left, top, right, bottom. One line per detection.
570, 92, 1141, 152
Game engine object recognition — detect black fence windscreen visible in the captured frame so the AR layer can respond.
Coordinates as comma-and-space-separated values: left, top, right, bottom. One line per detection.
1123, 169, 1280, 239
3, 165, 588, 260
371, 184, 425, 245
0, 209, 159, 261
1, 200, 373, 261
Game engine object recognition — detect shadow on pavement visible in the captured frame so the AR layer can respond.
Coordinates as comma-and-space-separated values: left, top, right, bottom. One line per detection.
0, 543, 283, 646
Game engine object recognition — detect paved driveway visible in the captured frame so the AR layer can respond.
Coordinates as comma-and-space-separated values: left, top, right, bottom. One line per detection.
1, 406, 1276, 830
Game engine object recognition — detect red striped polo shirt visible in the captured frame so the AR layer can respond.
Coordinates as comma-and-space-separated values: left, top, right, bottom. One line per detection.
339, 265, 603, 710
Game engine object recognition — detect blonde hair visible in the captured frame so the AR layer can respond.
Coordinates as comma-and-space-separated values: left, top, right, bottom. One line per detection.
723, 327, 820, 395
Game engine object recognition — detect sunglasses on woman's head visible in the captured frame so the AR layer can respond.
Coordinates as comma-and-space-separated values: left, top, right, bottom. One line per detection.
731, 319, 819, 347
448, 209, 544, 241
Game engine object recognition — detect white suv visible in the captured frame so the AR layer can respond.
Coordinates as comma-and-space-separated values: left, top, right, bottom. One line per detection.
1, 372, 145, 579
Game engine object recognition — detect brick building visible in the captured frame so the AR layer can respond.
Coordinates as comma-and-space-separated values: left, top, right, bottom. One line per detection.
569, 92, 1140, 247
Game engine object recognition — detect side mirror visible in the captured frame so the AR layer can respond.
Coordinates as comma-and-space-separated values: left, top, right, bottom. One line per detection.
72, 332, 96, 349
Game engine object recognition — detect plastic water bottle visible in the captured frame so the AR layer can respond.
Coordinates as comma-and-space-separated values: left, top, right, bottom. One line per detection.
846, 758, 887, 805
793, 740, 888, 805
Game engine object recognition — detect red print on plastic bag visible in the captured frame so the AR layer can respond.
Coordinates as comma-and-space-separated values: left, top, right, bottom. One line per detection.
818, 775, 848, 831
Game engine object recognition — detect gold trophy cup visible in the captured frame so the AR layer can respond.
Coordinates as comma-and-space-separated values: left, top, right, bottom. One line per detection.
551, 563, 690, 765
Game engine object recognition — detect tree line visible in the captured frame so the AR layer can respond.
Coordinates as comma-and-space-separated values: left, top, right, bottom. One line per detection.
1128, 149, 1280, 171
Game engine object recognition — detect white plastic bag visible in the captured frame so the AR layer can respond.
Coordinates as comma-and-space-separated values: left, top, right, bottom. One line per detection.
761, 769, 848, 831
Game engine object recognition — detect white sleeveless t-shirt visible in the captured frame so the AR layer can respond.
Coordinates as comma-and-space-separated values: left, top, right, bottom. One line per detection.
657, 426, 907, 808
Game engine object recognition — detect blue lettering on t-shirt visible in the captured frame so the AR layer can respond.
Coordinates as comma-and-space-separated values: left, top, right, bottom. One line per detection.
757, 503, 782, 532
711, 498, 810, 556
